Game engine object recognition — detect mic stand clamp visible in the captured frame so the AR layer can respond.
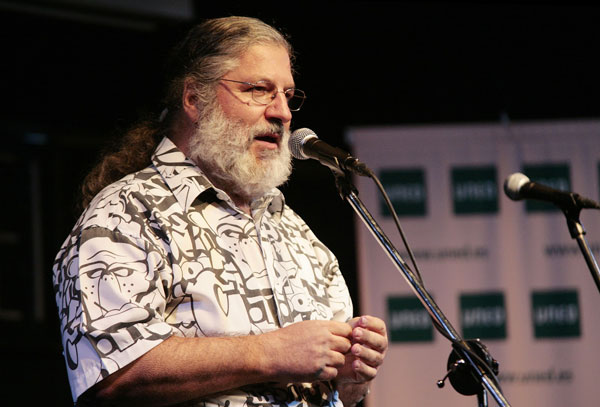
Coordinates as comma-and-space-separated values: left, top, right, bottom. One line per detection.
559, 197, 600, 294
438, 339, 500, 407
332, 171, 511, 407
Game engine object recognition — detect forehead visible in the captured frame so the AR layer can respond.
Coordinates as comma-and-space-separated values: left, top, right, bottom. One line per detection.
231, 44, 294, 86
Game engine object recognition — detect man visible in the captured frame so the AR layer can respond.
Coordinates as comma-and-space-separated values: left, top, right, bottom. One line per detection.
53, 16, 388, 407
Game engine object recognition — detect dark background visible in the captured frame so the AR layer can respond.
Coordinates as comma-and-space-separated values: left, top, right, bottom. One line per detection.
1, 1, 598, 404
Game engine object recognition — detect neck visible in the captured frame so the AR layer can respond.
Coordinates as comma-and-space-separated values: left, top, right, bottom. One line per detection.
226, 187, 255, 216
197, 162, 255, 216
234, 200, 252, 216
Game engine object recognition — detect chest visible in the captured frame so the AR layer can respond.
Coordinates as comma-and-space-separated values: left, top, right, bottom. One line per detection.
158, 204, 335, 336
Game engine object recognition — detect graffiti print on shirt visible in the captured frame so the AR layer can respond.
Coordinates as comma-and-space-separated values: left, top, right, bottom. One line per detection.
53, 137, 352, 405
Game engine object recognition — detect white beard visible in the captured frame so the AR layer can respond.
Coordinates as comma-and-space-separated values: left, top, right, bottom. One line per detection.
188, 103, 292, 203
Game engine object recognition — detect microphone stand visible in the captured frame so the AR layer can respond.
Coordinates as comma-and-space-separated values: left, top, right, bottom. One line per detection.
332, 171, 511, 407
560, 201, 600, 294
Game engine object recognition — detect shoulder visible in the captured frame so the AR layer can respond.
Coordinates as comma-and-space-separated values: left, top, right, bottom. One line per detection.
78, 166, 169, 235
281, 203, 315, 230
278, 203, 329, 250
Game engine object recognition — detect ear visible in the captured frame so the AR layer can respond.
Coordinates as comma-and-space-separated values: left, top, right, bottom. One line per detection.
182, 78, 201, 123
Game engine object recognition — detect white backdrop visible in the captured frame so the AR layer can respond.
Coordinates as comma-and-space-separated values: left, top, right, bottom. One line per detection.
348, 120, 600, 407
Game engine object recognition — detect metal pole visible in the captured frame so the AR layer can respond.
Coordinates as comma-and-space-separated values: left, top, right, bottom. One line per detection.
345, 189, 511, 407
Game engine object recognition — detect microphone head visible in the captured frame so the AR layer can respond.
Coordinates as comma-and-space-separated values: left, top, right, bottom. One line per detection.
504, 172, 530, 200
289, 128, 318, 160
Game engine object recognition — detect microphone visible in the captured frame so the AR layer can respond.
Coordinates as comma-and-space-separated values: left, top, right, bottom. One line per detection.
503, 172, 600, 210
289, 128, 372, 176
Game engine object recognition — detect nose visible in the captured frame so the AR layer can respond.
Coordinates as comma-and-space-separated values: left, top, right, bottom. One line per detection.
265, 92, 292, 124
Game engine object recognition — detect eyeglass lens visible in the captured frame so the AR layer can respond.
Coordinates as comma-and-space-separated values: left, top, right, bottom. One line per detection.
252, 81, 305, 111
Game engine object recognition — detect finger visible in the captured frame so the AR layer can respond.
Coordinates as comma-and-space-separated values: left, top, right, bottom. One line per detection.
352, 327, 388, 354
330, 334, 352, 353
350, 343, 384, 368
327, 348, 349, 368
356, 315, 387, 336
317, 365, 339, 381
327, 320, 353, 337
347, 316, 361, 329
352, 358, 379, 382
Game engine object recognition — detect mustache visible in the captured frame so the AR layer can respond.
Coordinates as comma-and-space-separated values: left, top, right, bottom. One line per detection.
252, 120, 286, 138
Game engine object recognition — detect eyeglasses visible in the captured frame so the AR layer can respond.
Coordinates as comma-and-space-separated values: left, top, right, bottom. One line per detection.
220, 78, 306, 111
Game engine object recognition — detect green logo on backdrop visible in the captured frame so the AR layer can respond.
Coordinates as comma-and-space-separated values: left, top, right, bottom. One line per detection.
452, 166, 498, 214
379, 169, 426, 217
460, 292, 506, 339
522, 164, 571, 212
532, 290, 580, 338
387, 296, 433, 342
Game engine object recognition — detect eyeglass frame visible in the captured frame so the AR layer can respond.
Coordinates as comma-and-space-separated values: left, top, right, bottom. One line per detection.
219, 78, 306, 112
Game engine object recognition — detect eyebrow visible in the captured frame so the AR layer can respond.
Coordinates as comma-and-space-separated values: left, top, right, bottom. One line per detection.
250, 78, 297, 90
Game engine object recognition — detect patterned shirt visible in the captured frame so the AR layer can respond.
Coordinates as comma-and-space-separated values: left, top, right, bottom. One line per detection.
53, 137, 353, 406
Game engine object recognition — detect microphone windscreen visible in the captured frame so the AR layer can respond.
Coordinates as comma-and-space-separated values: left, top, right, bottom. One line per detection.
504, 172, 530, 200
289, 128, 317, 160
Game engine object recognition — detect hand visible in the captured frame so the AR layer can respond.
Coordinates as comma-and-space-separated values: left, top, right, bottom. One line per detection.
262, 320, 353, 383
337, 315, 388, 384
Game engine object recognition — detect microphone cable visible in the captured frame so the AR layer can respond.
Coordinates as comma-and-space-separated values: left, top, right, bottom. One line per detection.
364, 169, 504, 392
364, 168, 425, 287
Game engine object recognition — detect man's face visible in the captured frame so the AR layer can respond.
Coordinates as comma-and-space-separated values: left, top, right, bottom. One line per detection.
216, 44, 294, 158
187, 43, 295, 203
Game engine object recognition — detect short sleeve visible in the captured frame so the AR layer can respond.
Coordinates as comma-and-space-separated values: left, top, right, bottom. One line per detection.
53, 225, 173, 401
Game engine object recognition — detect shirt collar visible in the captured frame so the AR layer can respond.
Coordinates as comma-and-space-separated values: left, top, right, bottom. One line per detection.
152, 137, 285, 219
